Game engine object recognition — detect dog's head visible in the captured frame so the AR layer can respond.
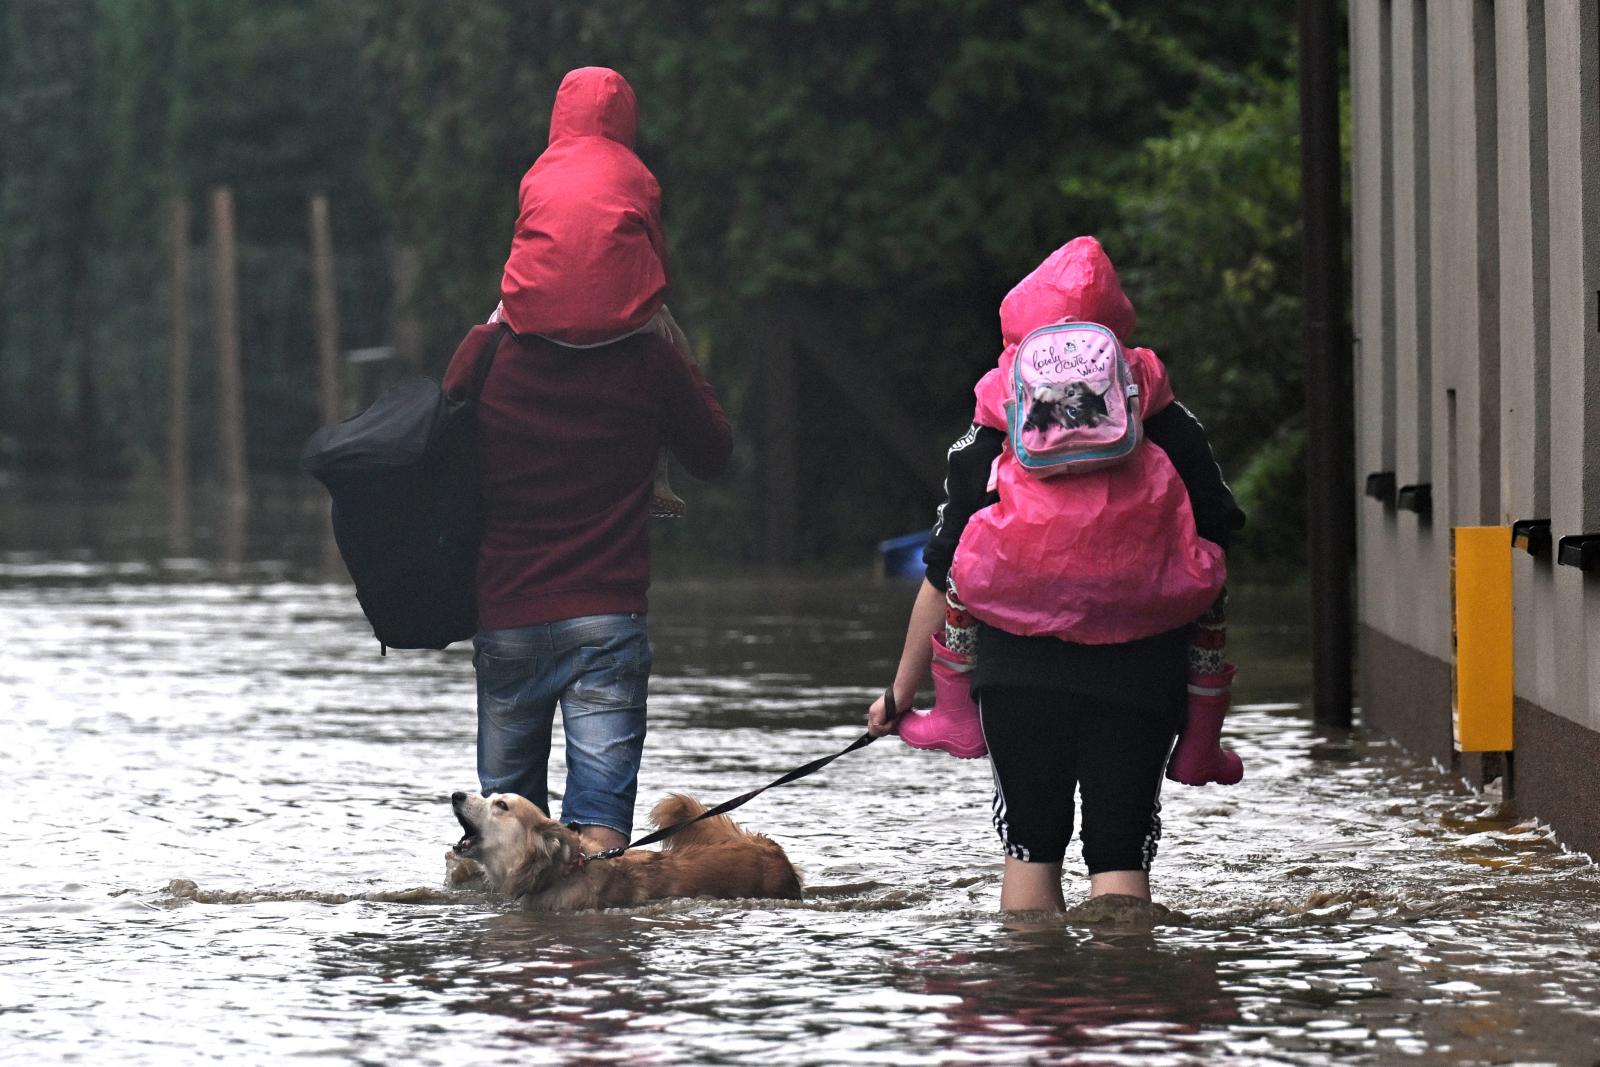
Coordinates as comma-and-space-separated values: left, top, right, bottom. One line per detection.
1031, 380, 1109, 429
451, 791, 586, 898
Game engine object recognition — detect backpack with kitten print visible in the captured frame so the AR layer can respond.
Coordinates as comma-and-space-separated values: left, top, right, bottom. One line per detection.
1008, 321, 1141, 477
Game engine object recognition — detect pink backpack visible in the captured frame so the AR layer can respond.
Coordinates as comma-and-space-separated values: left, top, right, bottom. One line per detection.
1009, 321, 1141, 477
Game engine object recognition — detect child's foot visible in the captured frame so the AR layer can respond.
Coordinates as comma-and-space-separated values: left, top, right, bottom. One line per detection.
651, 454, 686, 518
896, 633, 987, 759
1166, 664, 1244, 786
897, 707, 987, 759
650, 490, 686, 518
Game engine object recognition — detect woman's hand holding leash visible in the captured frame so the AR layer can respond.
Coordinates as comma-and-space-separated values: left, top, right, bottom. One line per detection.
867, 685, 914, 737
867, 577, 948, 736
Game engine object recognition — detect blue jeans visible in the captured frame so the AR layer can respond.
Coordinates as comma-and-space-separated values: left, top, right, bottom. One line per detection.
473, 613, 651, 836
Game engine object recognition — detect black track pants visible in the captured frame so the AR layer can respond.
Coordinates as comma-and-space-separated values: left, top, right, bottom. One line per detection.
979, 686, 1183, 874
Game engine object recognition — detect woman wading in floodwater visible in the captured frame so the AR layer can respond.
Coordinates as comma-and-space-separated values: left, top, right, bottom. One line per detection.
868, 237, 1245, 911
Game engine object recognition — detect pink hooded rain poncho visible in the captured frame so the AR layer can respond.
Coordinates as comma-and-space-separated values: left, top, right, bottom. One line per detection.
949, 237, 1226, 645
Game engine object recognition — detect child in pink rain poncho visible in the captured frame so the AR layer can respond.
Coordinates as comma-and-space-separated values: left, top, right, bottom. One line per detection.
868, 237, 1244, 909
953, 237, 1226, 645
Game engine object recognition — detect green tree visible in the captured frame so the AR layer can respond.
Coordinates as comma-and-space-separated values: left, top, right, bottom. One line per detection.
1, 0, 380, 476
357, 0, 1302, 560
2, 0, 1322, 570
0, 0, 99, 470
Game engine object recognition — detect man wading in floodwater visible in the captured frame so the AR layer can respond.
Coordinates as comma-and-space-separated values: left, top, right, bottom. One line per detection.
443, 66, 732, 854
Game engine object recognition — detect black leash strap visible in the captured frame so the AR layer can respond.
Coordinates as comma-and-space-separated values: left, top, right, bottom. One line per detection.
589, 703, 893, 861
466, 323, 512, 400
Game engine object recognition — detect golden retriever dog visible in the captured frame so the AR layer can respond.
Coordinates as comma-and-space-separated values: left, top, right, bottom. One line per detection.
450, 791, 801, 911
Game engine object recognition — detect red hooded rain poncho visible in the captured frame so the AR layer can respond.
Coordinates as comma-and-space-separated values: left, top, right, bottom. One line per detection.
498, 67, 669, 345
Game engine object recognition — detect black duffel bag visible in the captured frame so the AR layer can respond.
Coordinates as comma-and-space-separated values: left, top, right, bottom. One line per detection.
301, 324, 508, 653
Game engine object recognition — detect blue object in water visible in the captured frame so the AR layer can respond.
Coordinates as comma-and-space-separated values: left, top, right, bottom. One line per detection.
878, 530, 932, 580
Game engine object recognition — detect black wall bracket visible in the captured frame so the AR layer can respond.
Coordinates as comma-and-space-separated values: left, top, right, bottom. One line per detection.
1396, 483, 1432, 521
1511, 519, 1552, 559
1557, 533, 1600, 572
1365, 471, 1397, 507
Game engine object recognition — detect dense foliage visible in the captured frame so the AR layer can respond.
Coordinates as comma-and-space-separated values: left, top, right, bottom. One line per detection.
0, 0, 1321, 566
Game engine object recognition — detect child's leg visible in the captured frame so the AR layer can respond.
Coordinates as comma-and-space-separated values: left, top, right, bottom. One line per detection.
942, 580, 978, 661
1190, 590, 1228, 676
650, 306, 695, 519
1166, 590, 1244, 786
896, 578, 987, 758
650, 453, 686, 518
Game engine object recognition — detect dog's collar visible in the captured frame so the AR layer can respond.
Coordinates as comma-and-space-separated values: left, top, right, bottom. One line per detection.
566, 851, 590, 875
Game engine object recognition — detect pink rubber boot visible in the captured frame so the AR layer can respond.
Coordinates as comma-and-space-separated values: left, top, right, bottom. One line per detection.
1166, 663, 1244, 786
896, 633, 987, 759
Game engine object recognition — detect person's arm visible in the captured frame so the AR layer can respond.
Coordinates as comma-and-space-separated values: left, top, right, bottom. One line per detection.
655, 335, 733, 480
441, 323, 508, 396
866, 423, 1003, 733
921, 424, 1004, 590
1143, 401, 1245, 548
867, 578, 946, 736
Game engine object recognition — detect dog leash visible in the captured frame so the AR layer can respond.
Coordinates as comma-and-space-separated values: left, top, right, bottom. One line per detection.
588, 691, 900, 861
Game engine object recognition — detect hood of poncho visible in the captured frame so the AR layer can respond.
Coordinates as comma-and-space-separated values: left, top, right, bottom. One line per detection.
998, 236, 1136, 347
498, 67, 668, 345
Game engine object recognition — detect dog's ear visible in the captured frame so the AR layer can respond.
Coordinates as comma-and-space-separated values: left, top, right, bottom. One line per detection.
502, 823, 578, 899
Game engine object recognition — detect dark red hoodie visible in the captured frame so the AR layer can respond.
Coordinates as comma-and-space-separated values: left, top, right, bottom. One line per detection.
442, 324, 730, 630
498, 67, 668, 345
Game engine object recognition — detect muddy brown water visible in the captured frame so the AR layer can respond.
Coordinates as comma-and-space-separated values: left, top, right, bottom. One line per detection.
4, 542, 1600, 1063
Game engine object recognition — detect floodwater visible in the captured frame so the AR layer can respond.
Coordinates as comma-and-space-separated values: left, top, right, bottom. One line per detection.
4, 508, 1600, 1064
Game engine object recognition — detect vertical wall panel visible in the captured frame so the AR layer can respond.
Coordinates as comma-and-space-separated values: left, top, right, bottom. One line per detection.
1497, 0, 1552, 524
1393, 0, 1432, 486
1544, 0, 1600, 731
1354, 0, 1400, 637
1498, 0, 1559, 711
1428, 1, 1496, 532
1390, 0, 1449, 658
1471, 0, 1502, 526
1426, 1, 1460, 529
1380, 1, 1399, 478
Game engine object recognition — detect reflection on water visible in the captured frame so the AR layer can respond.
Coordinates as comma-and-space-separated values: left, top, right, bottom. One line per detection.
3, 547, 1600, 1064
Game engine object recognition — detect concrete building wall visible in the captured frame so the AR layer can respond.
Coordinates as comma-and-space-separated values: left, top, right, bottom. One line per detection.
1350, 0, 1600, 856
1544, 1, 1600, 731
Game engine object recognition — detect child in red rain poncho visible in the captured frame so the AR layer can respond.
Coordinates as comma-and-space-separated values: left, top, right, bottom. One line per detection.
490, 65, 694, 517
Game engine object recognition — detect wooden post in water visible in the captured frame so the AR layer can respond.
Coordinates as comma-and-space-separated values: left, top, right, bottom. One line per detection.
209, 186, 248, 504
74, 249, 97, 483
762, 323, 800, 564
167, 197, 193, 553
391, 243, 423, 374
308, 194, 341, 424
